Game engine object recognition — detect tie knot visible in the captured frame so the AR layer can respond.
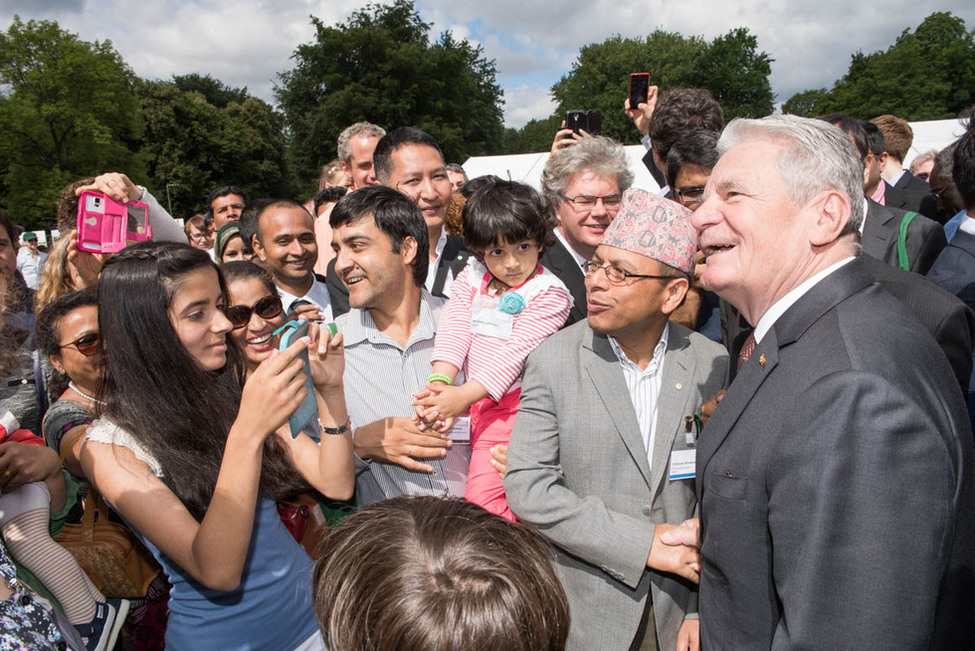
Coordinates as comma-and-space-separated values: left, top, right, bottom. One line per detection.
737, 332, 757, 373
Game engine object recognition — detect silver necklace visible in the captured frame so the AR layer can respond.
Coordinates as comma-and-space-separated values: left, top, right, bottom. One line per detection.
68, 381, 105, 406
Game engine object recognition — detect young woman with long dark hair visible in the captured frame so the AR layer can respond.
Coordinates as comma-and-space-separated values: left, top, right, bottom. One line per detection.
80, 242, 352, 649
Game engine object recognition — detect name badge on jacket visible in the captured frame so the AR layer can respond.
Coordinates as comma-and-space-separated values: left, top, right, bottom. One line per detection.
669, 449, 696, 481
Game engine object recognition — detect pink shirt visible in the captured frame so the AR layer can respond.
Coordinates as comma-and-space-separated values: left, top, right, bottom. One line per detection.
433, 260, 571, 401
870, 180, 886, 206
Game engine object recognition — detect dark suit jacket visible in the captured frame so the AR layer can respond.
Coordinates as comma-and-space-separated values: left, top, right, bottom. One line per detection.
894, 170, 932, 195
861, 198, 946, 274
927, 228, 975, 313
539, 238, 587, 328
700, 258, 975, 649
641, 148, 667, 190
721, 255, 975, 394
884, 180, 939, 220
325, 234, 469, 317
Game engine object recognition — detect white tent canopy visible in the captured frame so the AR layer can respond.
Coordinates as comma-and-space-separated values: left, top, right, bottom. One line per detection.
461, 145, 661, 194
460, 118, 969, 192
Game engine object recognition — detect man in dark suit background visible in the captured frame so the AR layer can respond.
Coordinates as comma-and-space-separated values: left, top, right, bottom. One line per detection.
538, 135, 634, 327
927, 115, 975, 424
871, 114, 935, 195
674, 115, 974, 648
862, 120, 939, 219
823, 114, 946, 273
326, 127, 469, 315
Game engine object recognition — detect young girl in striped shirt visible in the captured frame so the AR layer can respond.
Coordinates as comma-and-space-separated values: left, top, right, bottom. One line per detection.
413, 179, 571, 520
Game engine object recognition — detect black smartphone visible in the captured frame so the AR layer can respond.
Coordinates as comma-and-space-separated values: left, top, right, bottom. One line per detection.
586, 110, 602, 136
629, 72, 651, 109
566, 110, 587, 135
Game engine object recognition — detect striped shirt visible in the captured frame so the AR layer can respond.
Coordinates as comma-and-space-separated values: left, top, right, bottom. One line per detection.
607, 324, 669, 467
336, 290, 470, 506
433, 261, 572, 401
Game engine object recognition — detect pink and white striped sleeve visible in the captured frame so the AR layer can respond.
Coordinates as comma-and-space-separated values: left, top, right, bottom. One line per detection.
468, 283, 572, 401
432, 264, 478, 373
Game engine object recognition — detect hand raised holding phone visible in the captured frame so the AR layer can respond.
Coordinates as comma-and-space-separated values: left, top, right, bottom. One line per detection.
237, 335, 311, 439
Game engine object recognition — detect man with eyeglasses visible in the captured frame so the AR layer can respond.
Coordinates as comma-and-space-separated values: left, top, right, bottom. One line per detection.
326, 127, 469, 316
539, 135, 634, 327
625, 87, 725, 198
506, 188, 728, 651
820, 115, 945, 274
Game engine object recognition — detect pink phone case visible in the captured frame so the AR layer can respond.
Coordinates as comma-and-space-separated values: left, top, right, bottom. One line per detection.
76, 191, 151, 253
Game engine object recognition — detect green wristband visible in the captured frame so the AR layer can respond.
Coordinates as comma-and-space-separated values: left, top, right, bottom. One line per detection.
426, 373, 453, 386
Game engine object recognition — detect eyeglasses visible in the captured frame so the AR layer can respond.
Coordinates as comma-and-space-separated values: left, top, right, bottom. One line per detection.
675, 186, 706, 207
582, 260, 681, 285
59, 332, 101, 357
189, 232, 211, 242
222, 295, 284, 329
558, 193, 622, 212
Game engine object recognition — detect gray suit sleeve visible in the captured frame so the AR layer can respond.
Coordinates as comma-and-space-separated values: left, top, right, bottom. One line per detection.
504, 352, 655, 590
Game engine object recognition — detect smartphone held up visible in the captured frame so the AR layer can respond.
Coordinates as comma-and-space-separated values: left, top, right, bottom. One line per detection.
629, 72, 651, 110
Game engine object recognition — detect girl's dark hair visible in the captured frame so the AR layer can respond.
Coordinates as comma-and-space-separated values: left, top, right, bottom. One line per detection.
35, 289, 99, 358
461, 178, 555, 262
221, 260, 277, 298
314, 497, 570, 651
98, 241, 305, 520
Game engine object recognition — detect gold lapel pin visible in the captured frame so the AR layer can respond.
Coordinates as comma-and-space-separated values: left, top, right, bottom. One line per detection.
759, 354, 766, 366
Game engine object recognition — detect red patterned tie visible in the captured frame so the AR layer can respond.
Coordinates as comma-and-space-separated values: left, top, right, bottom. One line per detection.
737, 332, 757, 373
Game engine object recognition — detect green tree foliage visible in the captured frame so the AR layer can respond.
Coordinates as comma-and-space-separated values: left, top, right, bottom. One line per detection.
546, 28, 773, 146
276, 0, 505, 194
781, 88, 829, 117
0, 17, 143, 228
137, 78, 289, 217
172, 73, 248, 109
503, 115, 564, 154
695, 28, 775, 121
783, 12, 975, 120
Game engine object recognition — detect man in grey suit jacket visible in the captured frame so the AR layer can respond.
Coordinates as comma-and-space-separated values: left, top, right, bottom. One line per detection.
506, 189, 728, 651
683, 115, 975, 648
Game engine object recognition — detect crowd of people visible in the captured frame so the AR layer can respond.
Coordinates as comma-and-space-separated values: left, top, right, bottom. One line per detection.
1, 83, 974, 650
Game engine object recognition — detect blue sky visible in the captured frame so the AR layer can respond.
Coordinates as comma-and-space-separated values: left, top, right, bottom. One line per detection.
3, 1, 974, 128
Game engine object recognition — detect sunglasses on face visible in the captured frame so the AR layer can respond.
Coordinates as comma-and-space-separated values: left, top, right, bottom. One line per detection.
223, 295, 284, 329
59, 332, 101, 357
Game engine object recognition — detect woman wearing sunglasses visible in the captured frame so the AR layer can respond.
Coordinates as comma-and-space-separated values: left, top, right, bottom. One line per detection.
36, 290, 102, 481
80, 243, 352, 650
221, 262, 290, 375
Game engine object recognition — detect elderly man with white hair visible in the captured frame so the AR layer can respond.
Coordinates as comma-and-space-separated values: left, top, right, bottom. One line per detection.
671, 115, 974, 649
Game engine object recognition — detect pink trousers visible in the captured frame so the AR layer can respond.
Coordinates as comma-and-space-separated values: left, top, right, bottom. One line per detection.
465, 389, 520, 521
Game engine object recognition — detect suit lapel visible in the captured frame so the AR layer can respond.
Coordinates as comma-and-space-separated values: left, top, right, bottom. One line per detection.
696, 259, 876, 501
861, 199, 897, 262
650, 327, 695, 497
542, 240, 587, 323
584, 330, 653, 488
696, 330, 779, 500
432, 236, 470, 297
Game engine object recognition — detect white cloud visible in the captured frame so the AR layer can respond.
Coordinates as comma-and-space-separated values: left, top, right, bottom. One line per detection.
2, 0, 973, 123
504, 85, 558, 129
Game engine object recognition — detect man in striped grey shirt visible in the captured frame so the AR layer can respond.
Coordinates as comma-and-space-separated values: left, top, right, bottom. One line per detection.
330, 185, 470, 506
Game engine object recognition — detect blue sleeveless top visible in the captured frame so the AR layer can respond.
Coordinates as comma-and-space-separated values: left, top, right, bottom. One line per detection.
137, 497, 318, 650
86, 417, 320, 650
